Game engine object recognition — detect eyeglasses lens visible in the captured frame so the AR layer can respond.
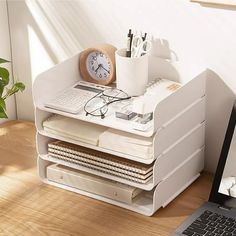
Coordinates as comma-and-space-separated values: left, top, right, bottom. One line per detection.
103, 88, 128, 99
84, 97, 108, 116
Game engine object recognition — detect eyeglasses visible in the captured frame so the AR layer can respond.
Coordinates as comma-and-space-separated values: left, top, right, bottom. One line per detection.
84, 88, 131, 119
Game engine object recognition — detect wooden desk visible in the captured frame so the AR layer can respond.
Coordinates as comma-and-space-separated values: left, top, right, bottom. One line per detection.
0, 121, 213, 236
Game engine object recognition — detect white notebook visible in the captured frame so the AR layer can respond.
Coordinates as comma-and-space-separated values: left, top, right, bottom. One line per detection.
43, 115, 107, 145
99, 128, 154, 159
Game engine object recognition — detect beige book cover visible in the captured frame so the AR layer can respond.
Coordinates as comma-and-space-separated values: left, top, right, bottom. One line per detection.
43, 115, 107, 145
47, 164, 143, 204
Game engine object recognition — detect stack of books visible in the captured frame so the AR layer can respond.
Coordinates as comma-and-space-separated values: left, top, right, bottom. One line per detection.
48, 140, 153, 184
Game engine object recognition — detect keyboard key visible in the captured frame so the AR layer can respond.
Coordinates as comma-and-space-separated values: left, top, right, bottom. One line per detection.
205, 226, 215, 231
209, 222, 218, 227
206, 233, 216, 236
196, 218, 209, 225
182, 230, 194, 236
205, 210, 213, 214
227, 218, 235, 223
209, 216, 219, 221
200, 216, 210, 221
214, 228, 224, 234
225, 227, 235, 232
225, 222, 235, 227
186, 226, 206, 235
200, 213, 211, 220
217, 224, 226, 230
222, 232, 233, 236
192, 223, 207, 229
217, 219, 226, 224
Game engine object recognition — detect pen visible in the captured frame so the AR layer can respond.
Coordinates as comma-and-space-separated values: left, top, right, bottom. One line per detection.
142, 33, 147, 41
126, 29, 132, 57
142, 33, 147, 54
129, 33, 133, 57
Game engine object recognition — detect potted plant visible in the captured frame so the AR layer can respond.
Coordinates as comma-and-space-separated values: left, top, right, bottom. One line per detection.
0, 58, 25, 118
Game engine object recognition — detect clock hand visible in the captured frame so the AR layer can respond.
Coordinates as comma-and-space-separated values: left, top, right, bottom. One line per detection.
100, 64, 110, 74
95, 64, 102, 73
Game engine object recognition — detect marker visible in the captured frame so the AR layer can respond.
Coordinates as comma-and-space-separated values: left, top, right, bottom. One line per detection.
129, 33, 133, 57
142, 33, 147, 41
126, 29, 132, 57
142, 33, 147, 53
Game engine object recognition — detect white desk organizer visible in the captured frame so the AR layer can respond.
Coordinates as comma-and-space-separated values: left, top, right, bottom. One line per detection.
33, 52, 206, 216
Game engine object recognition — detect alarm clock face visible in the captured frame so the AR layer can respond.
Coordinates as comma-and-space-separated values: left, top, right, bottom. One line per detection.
86, 51, 111, 80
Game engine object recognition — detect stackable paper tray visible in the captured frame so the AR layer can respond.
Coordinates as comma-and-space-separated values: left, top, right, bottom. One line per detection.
36, 121, 205, 191
37, 147, 204, 216
33, 52, 206, 137
36, 96, 205, 165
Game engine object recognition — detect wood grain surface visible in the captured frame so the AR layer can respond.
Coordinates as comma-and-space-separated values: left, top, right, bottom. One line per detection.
0, 121, 213, 236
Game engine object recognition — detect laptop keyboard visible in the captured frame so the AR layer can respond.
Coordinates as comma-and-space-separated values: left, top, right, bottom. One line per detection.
182, 210, 236, 236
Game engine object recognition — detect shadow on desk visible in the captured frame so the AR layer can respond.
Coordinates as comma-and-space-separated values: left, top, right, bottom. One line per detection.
0, 120, 37, 175
152, 172, 213, 218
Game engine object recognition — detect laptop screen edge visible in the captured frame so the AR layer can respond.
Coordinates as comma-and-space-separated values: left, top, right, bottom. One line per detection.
209, 101, 236, 207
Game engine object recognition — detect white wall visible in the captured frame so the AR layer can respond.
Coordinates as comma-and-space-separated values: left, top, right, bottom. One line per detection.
7, 0, 236, 172
0, 0, 16, 123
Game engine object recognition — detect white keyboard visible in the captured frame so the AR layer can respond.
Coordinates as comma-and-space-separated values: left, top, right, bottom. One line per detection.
44, 81, 108, 114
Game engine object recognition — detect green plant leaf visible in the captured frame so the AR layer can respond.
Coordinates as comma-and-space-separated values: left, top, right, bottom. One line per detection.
2, 81, 26, 100
0, 58, 10, 64
14, 82, 25, 92
0, 106, 7, 118
0, 67, 9, 86
0, 80, 5, 96
0, 58, 25, 119
0, 98, 6, 110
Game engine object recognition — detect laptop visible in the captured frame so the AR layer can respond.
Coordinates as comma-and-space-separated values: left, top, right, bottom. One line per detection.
172, 101, 236, 236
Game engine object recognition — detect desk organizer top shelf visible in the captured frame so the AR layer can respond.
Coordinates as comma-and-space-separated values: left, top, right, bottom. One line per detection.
33, 53, 206, 138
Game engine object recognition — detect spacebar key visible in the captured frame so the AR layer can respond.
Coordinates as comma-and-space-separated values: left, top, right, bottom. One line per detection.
187, 226, 207, 235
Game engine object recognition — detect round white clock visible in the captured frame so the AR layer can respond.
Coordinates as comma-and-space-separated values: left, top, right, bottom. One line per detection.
79, 44, 117, 85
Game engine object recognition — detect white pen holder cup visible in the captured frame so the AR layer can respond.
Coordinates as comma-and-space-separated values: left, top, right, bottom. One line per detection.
115, 48, 148, 96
